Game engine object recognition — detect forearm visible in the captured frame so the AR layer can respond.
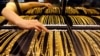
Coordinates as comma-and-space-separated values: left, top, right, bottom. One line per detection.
20, 2, 46, 10
1, 8, 24, 25
1, 2, 45, 24
28, 2, 45, 7
26, 2, 53, 9
1, 2, 49, 31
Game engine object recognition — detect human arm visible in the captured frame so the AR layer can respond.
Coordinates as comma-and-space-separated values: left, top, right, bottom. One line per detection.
1, 2, 52, 32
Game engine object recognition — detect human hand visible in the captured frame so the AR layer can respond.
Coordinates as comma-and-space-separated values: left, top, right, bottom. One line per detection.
15, 19, 49, 32
44, 3, 53, 8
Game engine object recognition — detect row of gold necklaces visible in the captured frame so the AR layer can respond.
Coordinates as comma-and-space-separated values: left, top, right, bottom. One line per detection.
45, 7, 60, 14
0, 15, 37, 56
0, 29, 100, 56
0, 29, 28, 56
65, 6, 79, 14
39, 15, 65, 24
19, 15, 65, 25
25, 7, 60, 15
68, 15, 97, 25
25, 6, 79, 15
25, 7, 46, 15
75, 7, 100, 14
25, 6, 100, 15
26, 31, 76, 56
73, 30, 100, 56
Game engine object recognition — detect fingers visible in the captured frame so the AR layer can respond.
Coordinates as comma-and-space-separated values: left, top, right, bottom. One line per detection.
45, 3, 53, 8
19, 20, 49, 32
34, 25, 49, 32
37, 24, 49, 32
33, 20, 49, 32
34, 26, 42, 31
